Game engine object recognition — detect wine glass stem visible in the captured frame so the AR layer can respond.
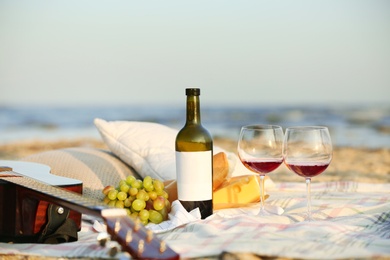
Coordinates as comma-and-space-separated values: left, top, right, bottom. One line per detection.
260, 175, 266, 212
306, 178, 312, 219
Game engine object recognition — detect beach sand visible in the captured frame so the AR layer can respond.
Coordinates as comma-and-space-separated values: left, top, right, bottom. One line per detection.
0, 137, 389, 183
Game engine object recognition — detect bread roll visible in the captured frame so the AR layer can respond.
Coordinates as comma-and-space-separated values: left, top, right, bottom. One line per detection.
212, 152, 229, 191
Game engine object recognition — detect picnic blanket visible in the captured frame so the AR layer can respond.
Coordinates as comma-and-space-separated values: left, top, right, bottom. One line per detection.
1, 181, 389, 259
162, 181, 390, 259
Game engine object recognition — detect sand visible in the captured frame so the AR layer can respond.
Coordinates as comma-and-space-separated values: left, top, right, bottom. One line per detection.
0, 137, 389, 183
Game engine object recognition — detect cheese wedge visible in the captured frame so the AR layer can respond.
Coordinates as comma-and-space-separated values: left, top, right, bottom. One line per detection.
213, 175, 269, 210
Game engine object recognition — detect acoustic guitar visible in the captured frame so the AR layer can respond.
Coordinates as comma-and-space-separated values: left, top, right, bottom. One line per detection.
0, 160, 179, 260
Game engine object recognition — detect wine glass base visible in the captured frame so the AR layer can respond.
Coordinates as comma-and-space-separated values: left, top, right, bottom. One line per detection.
255, 204, 284, 216
303, 212, 315, 221
256, 208, 271, 216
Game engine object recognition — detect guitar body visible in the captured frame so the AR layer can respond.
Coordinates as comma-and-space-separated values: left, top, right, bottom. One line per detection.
0, 161, 82, 243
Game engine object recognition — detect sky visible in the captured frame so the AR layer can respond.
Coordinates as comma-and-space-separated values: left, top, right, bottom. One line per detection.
0, 0, 389, 107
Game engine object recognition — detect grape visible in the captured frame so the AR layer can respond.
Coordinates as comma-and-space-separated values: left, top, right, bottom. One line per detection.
144, 182, 154, 192
153, 180, 164, 192
124, 197, 133, 208
102, 185, 115, 195
126, 176, 136, 185
145, 200, 153, 210
158, 190, 169, 199
117, 191, 127, 201
165, 198, 171, 212
118, 180, 127, 188
143, 176, 154, 192
107, 190, 118, 200
137, 189, 149, 201
148, 210, 163, 224
143, 176, 153, 186
125, 208, 132, 216
130, 212, 139, 219
103, 196, 110, 204
102, 175, 171, 226
120, 184, 130, 193
132, 179, 143, 189
129, 187, 138, 196
153, 196, 165, 211
148, 191, 158, 201
158, 206, 168, 220
115, 200, 124, 208
108, 200, 117, 207
138, 209, 150, 221
132, 199, 146, 211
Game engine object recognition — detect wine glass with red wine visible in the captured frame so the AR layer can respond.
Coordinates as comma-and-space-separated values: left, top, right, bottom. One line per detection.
283, 126, 333, 221
237, 125, 284, 215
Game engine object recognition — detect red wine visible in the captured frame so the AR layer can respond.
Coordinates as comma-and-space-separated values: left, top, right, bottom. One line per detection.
242, 160, 283, 174
286, 163, 329, 178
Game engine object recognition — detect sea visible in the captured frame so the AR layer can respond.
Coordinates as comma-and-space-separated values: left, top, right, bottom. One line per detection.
0, 104, 389, 149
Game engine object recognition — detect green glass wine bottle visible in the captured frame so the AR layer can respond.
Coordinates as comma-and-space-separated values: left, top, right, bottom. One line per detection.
175, 88, 213, 219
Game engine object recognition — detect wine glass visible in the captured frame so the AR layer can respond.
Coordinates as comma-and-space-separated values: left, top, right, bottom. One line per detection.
283, 126, 332, 221
237, 125, 284, 215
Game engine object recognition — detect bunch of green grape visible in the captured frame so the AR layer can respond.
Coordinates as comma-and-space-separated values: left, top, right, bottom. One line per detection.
102, 175, 170, 225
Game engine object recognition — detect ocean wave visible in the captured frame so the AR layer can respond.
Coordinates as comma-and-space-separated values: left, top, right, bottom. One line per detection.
0, 104, 389, 148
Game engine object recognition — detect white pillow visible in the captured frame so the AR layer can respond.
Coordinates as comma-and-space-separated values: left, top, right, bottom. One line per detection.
94, 118, 227, 181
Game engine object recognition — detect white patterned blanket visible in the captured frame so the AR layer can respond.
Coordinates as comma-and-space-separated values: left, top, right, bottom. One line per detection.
1, 181, 389, 259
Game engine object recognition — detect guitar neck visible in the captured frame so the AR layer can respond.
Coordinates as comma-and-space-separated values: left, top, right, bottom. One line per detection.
0, 171, 179, 260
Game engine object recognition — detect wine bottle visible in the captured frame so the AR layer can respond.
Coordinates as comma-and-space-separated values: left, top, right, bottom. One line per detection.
175, 88, 213, 219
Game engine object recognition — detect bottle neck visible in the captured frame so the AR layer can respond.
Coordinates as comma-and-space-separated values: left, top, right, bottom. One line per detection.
186, 95, 201, 125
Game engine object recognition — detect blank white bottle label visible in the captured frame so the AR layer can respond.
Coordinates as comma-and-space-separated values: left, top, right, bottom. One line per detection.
176, 151, 212, 201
